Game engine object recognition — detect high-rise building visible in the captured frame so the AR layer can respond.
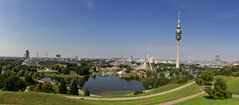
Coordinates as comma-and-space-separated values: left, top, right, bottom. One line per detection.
25, 50, 30, 59
56, 54, 61, 58
175, 11, 182, 69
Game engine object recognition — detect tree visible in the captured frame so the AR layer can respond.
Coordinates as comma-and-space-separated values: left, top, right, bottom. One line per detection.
155, 77, 170, 87
205, 78, 232, 99
141, 77, 156, 89
3, 76, 26, 91
77, 63, 90, 75
17, 69, 25, 77
62, 69, 70, 74
59, 79, 67, 94
69, 79, 78, 95
176, 75, 188, 84
25, 75, 36, 85
196, 70, 214, 85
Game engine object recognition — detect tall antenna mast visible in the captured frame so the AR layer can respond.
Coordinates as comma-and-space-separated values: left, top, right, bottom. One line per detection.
46, 52, 48, 58
146, 52, 154, 71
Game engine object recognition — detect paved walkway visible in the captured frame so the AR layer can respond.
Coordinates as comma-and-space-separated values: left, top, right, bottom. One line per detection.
24, 86, 30, 92
157, 91, 205, 105
65, 81, 196, 101
232, 94, 239, 98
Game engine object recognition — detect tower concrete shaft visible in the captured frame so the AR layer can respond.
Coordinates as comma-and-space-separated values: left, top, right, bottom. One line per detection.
176, 41, 180, 69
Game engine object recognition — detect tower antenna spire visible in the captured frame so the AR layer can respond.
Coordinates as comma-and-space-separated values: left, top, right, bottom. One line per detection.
177, 10, 181, 28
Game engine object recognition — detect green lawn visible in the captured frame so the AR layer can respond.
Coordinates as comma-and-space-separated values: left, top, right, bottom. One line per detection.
97, 91, 134, 97
39, 61, 64, 68
138, 80, 194, 96
217, 76, 239, 95
175, 96, 239, 105
42, 71, 81, 78
122, 72, 138, 79
0, 83, 201, 105
0, 91, 89, 105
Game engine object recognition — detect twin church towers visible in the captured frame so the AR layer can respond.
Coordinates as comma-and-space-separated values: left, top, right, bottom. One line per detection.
175, 11, 182, 69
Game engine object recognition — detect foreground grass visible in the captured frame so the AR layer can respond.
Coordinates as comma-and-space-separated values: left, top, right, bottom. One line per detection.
218, 76, 239, 95
79, 83, 202, 105
0, 91, 89, 105
175, 96, 239, 105
0, 83, 201, 105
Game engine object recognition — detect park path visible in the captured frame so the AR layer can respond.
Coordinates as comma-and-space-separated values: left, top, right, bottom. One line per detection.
65, 81, 196, 101
157, 91, 205, 105
24, 86, 30, 92
232, 94, 239, 98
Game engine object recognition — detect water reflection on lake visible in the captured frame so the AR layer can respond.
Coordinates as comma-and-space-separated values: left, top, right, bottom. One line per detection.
40, 74, 145, 95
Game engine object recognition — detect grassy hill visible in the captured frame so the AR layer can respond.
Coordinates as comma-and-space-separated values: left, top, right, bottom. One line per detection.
176, 76, 239, 105
0, 91, 89, 105
175, 96, 239, 105
70, 83, 202, 105
1, 76, 237, 105
0, 83, 201, 105
218, 76, 239, 95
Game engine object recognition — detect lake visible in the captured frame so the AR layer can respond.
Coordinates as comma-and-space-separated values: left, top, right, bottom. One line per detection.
40, 74, 145, 95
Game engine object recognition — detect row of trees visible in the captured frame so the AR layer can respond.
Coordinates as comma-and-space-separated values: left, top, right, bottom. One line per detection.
0, 60, 39, 91
0, 60, 92, 96
215, 66, 239, 77
141, 70, 189, 90
58, 79, 90, 96
0, 71, 27, 91
138, 63, 197, 90
50, 63, 91, 75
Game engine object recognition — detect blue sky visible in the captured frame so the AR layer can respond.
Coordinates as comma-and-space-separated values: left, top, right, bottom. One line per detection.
0, 0, 239, 61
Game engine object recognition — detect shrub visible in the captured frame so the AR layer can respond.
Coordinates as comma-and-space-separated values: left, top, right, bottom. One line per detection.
83, 89, 90, 96
152, 77, 170, 88
40, 82, 53, 90
62, 69, 70, 74
176, 75, 188, 84
133, 91, 143, 95
195, 78, 205, 86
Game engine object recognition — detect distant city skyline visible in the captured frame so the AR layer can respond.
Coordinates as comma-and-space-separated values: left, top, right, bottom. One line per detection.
0, 0, 239, 61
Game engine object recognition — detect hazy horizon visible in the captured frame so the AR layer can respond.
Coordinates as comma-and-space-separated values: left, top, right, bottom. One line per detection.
0, 0, 239, 61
